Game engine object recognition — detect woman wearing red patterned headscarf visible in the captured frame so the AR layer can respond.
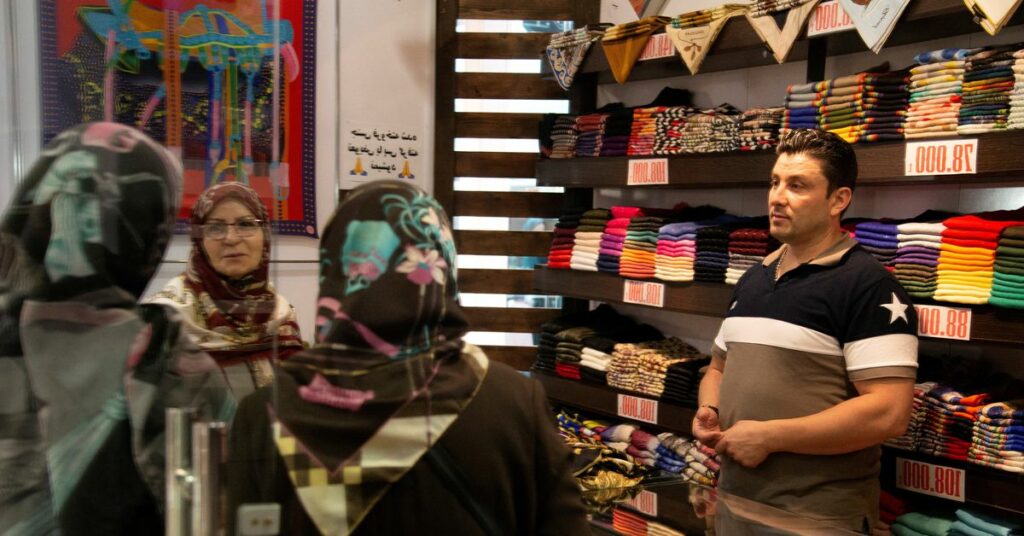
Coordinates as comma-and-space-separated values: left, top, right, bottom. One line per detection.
149, 182, 303, 395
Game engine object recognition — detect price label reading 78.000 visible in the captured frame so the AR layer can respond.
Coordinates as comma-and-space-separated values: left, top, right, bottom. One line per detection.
905, 139, 978, 176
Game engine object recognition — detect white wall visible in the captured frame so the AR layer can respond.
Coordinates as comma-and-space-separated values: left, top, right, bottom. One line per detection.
0, 2, 437, 343
595, 1, 1024, 369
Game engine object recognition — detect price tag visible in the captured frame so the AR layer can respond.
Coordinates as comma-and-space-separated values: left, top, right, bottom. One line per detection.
914, 304, 972, 341
807, 1, 855, 37
905, 139, 978, 176
895, 457, 965, 502
627, 158, 669, 186
617, 394, 659, 425
638, 33, 674, 61
623, 280, 665, 308
626, 490, 659, 517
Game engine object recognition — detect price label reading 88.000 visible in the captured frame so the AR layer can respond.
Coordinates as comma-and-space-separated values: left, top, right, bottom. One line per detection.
914, 304, 971, 341
904, 139, 978, 176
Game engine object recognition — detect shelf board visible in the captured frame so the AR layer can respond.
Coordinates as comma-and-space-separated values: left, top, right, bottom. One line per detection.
532, 371, 696, 435
533, 370, 1024, 518
540, 1, 1024, 83
533, 266, 733, 316
537, 131, 1024, 189
881, 447, 1024, 517
533, 266, 1024, 346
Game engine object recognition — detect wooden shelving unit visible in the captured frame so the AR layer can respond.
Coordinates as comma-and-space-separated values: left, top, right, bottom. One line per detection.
534, 370, 1024, 517
533, 266, 1024, 346
536, 131, 1024, 189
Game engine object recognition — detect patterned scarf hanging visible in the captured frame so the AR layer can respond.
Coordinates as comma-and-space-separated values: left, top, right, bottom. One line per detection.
837, 0, 912, 53
601, 16, 672, 84
546, 24, 612, 90
965, 0, 1024, 35
745, 0, 821, 64
269, 180, 488, 534
666, 5, 747, 75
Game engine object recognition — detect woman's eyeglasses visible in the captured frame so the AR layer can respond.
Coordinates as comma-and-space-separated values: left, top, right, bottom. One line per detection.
199, 219, 265, 240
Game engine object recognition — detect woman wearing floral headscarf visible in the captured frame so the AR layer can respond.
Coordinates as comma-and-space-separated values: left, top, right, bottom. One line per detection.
149, 182, 304, 395
0, 122, 233, 534
227, 180, 588, 535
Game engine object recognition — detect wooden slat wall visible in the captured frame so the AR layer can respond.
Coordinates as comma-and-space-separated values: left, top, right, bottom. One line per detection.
456, 72, 564, 99
458, 0, 575, 21
453, 191, 562, 217
436, 0, 598, 369
455, 33, 549, 59
454, 152, 536, 178
455, 112, 542, 139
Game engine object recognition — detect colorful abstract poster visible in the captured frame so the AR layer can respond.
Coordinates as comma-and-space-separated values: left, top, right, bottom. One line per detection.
38, 0, 318, 237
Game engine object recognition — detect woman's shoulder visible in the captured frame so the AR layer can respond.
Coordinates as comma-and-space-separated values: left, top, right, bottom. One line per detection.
145, 274, 192, 307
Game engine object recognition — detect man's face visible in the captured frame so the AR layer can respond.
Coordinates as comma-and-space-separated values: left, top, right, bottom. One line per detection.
768, 152, 849, 245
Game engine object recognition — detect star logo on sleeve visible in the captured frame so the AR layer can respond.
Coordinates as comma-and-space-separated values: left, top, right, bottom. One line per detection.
880, 292, 909, 324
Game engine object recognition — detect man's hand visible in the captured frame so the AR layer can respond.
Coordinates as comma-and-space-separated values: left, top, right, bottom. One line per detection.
715, 420, 775, 468
691, 406, 723, 447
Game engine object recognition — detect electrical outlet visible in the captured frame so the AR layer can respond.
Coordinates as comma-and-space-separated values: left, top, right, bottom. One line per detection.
236, 503, 281, 536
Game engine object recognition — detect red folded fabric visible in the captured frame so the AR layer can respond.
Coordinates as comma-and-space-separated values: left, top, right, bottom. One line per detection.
941, 237, 998, 249
944, 211, 1024, 233
611, 206, 645, 219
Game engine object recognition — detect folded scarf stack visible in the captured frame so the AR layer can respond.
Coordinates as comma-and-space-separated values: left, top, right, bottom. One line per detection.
652, 106, 694, 155
570, 208, 612, 272
727, 224, 777, 285
598, 206, 643, 275
906, 48, 974, 139
1008, 48, 1024, 130
784, 71, 910, 143
991, 224, 1024, 309
957, 45, 1020, 135
549, 114, 579, 158
628, 106, 666, 156
968, 400, 1024, 474
917, 385, 989, 462
547, 211, 582, 270
895, 221, 946, 299
739, 106, 784, 151
935, 211, 1024, 305
950, 507, 1023, 535
600, 107, 635, 157
677, 104, 742, 153
575, 113, 609, 157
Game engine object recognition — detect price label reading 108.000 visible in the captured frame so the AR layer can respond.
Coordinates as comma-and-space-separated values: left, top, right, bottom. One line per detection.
914, 304, 971, 341
895, 458, 965, 502
905, 139, 978, 176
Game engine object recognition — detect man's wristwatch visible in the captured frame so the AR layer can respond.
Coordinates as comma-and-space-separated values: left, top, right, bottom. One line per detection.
700, 404, 719, 416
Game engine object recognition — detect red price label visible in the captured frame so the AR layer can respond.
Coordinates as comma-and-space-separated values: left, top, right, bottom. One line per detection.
895, 458, 965, 502
905, 139, 978, 176
914, 304, 972, 341
807, 0, 855, 37
617, 394, 659, 424
623, 280, 665, 308
626, 490, 659, 517
638, 33, 674, 61
627, 158, 669, 186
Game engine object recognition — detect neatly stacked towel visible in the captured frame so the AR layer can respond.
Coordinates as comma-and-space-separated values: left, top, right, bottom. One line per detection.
991, 224, 1024, 309
548, 114, 579, 158
958, 46, 1017, 135
678, 104, 741, 153
654, 221, 698, 282
739, 107, 784, 151
653, 106, 692, 155
570, 208, 612, 272
855, 220, 900, 269
917, 385, 989, 462
575, 113, 608, 157
1008, 48, 1024, 130
547, 212, 581, 270
907, 48, 972, 139
935, 211, 1024, 305
600, 107, 635, 157
895, 221, 945, 299
968, 400, 1024, 474
628, 106, 665, 156
727, 226, 775, 285
598, 206, 642, 275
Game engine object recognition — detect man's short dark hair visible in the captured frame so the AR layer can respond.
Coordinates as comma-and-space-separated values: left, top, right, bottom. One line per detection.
776, 129, 857, 195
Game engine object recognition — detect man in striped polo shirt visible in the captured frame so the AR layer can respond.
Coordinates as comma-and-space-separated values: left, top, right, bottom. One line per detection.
692, 129, 918, 532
